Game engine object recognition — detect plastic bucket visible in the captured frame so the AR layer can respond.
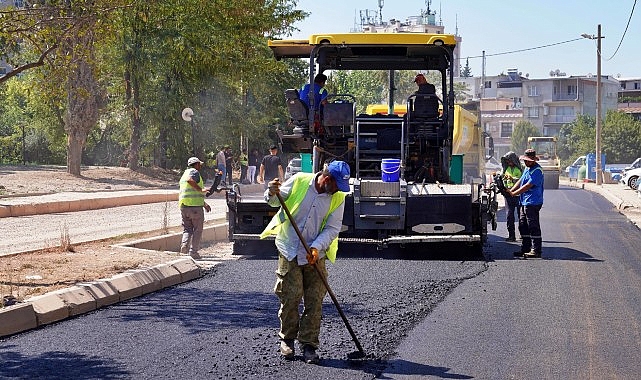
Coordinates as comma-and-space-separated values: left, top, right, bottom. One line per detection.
381, 158, 401, 182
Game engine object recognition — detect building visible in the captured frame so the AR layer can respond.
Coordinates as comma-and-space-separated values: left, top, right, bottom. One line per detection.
521, 75, 620, 136
618, 77, 641, 100
457, 70, 621, 158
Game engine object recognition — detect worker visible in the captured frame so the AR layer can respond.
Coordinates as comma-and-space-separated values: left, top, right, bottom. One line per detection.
300, 73, 328, 110
258, 145, 284, 190
260, 160, 351, 364
501, 151, 523, 242
178, 156, 211, 260
507, 149, 544, 259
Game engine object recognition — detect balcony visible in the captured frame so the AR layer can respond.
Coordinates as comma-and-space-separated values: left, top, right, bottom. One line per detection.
551, 93, 581, 102
543, 115, 576, 124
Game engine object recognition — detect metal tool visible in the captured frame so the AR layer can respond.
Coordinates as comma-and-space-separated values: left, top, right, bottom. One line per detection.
274, 191, 366, 359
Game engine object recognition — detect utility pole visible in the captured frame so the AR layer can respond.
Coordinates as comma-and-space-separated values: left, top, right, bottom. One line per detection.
581, 25, 604, 185
595, 24, 602, 185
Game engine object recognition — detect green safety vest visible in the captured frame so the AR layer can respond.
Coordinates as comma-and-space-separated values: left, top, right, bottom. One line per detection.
239, 153, 248, 166
260, 173, 346, 263
178, 168, 204, 207
504, 166, 522, 188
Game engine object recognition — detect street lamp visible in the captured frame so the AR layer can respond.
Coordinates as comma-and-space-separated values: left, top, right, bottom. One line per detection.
181, 107, 195, 155
581, 25, 604, 185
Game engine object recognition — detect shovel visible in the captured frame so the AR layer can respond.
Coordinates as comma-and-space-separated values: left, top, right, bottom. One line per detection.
274, 191, 366, 359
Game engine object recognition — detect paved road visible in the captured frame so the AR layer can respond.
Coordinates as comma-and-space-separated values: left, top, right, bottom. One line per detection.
381, 184, 641, 379
2, 184, 641, 378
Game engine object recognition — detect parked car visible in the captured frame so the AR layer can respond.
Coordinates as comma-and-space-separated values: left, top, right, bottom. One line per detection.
284, 157, 302, 180
620, 167, 641, 190
624, 157, 641, 171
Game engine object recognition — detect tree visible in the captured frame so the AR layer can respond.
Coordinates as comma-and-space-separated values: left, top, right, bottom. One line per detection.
602, 110, 641, 163
460, 58, 472, 78
511, 120, 540, 154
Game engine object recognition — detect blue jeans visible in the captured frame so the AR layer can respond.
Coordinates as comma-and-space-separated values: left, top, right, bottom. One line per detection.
504, 195, 520, 236
217, 164, 226, 184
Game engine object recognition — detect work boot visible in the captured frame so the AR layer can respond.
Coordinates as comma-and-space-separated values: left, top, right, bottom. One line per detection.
189, 251, 202, 260
524, 250, 541, 259
302, 344, 319, 364
279, 340, 295, 360
505, 235, 517, 242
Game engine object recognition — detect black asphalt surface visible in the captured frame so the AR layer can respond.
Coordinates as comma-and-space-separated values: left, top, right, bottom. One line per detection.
2, 184, 641, 379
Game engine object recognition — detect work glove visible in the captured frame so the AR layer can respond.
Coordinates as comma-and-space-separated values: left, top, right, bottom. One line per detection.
307, 247, 319, 265
268, 178, 281, 196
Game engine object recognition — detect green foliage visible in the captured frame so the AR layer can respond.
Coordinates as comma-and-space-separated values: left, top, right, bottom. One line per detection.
557, 114, 595, 164
557, 111, 640, 165
460, 58, 472, 77
1, 0, 307, 169
602, 110, 641, 163
511, 120, 540, 154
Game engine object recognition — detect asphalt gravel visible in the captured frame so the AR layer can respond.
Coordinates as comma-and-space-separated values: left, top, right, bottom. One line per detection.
0, 255, 486, 379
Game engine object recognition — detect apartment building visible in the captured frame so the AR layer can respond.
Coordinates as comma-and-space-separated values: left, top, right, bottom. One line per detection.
521, 75, 619, 136
456, 70, 621, 158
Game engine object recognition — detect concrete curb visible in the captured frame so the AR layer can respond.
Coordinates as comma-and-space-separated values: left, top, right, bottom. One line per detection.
1, 223, 231, 338
0, 257, 203, 338
0, 191, 178, 218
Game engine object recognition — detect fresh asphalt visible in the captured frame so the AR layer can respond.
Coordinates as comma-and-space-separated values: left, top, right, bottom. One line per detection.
1, 182, 641, 378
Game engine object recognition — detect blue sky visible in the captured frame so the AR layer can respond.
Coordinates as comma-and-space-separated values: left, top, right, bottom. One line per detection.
289, 0, 640, 79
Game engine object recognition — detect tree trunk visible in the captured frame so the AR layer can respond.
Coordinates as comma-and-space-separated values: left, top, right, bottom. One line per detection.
65, 58, 99, 176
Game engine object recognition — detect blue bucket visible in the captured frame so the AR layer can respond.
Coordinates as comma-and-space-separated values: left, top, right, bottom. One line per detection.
381, 158, 401, 182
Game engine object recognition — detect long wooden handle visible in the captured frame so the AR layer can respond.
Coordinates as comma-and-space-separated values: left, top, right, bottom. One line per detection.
275, 192, 364, 354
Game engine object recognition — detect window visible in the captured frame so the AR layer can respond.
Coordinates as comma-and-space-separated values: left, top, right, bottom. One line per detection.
528, 85, 538, 96
500, 122, 513, 138
484, 81, 492, 89
527, 107, 539, 118
567, 85, 577, 96
635, 82, 641, 90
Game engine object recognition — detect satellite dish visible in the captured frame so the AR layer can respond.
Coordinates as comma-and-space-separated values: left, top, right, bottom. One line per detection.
181, 107, 194, 122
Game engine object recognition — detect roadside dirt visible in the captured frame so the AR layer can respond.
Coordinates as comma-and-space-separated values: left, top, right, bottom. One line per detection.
0, 165, 235, 305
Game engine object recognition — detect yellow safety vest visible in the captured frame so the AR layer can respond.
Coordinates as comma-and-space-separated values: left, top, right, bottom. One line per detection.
504, 166, 522, 188
178, 168, 204, 207
260, 173, 346, 263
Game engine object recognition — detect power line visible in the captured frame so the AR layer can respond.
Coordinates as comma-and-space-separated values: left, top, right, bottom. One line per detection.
604, 0, 637, 61
464, 38, 584, 60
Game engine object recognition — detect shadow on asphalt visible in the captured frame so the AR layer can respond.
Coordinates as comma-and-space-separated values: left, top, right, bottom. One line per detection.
484, 234, 603, 262
0, 345, 131, 379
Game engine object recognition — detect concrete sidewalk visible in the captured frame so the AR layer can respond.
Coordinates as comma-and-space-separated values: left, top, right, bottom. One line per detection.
0, 183, 265, 218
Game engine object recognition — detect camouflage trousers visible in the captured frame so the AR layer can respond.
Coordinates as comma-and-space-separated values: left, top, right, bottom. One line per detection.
274, 253, 328, 349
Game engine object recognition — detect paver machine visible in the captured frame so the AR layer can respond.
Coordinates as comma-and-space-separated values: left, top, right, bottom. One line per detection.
226, 33, 498, 255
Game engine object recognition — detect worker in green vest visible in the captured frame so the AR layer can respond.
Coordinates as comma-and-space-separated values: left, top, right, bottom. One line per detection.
239, 148, 249, 184
178, 156, 211, 260
261, 160, 350, 364
501, 151, 523, 242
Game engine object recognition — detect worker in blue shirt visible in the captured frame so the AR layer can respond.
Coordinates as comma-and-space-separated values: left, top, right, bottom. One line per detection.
300, 73, 328, 111
507, 149, 544, 258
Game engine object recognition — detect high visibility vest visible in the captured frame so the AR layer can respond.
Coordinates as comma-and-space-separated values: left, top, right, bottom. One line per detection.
239, 153, 248, 166
504, 166, 522, 188
178, 168, 204, 207
260, 173, 346, 263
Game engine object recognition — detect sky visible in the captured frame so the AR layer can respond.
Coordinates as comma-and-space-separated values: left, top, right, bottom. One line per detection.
289, 0, 640, 79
